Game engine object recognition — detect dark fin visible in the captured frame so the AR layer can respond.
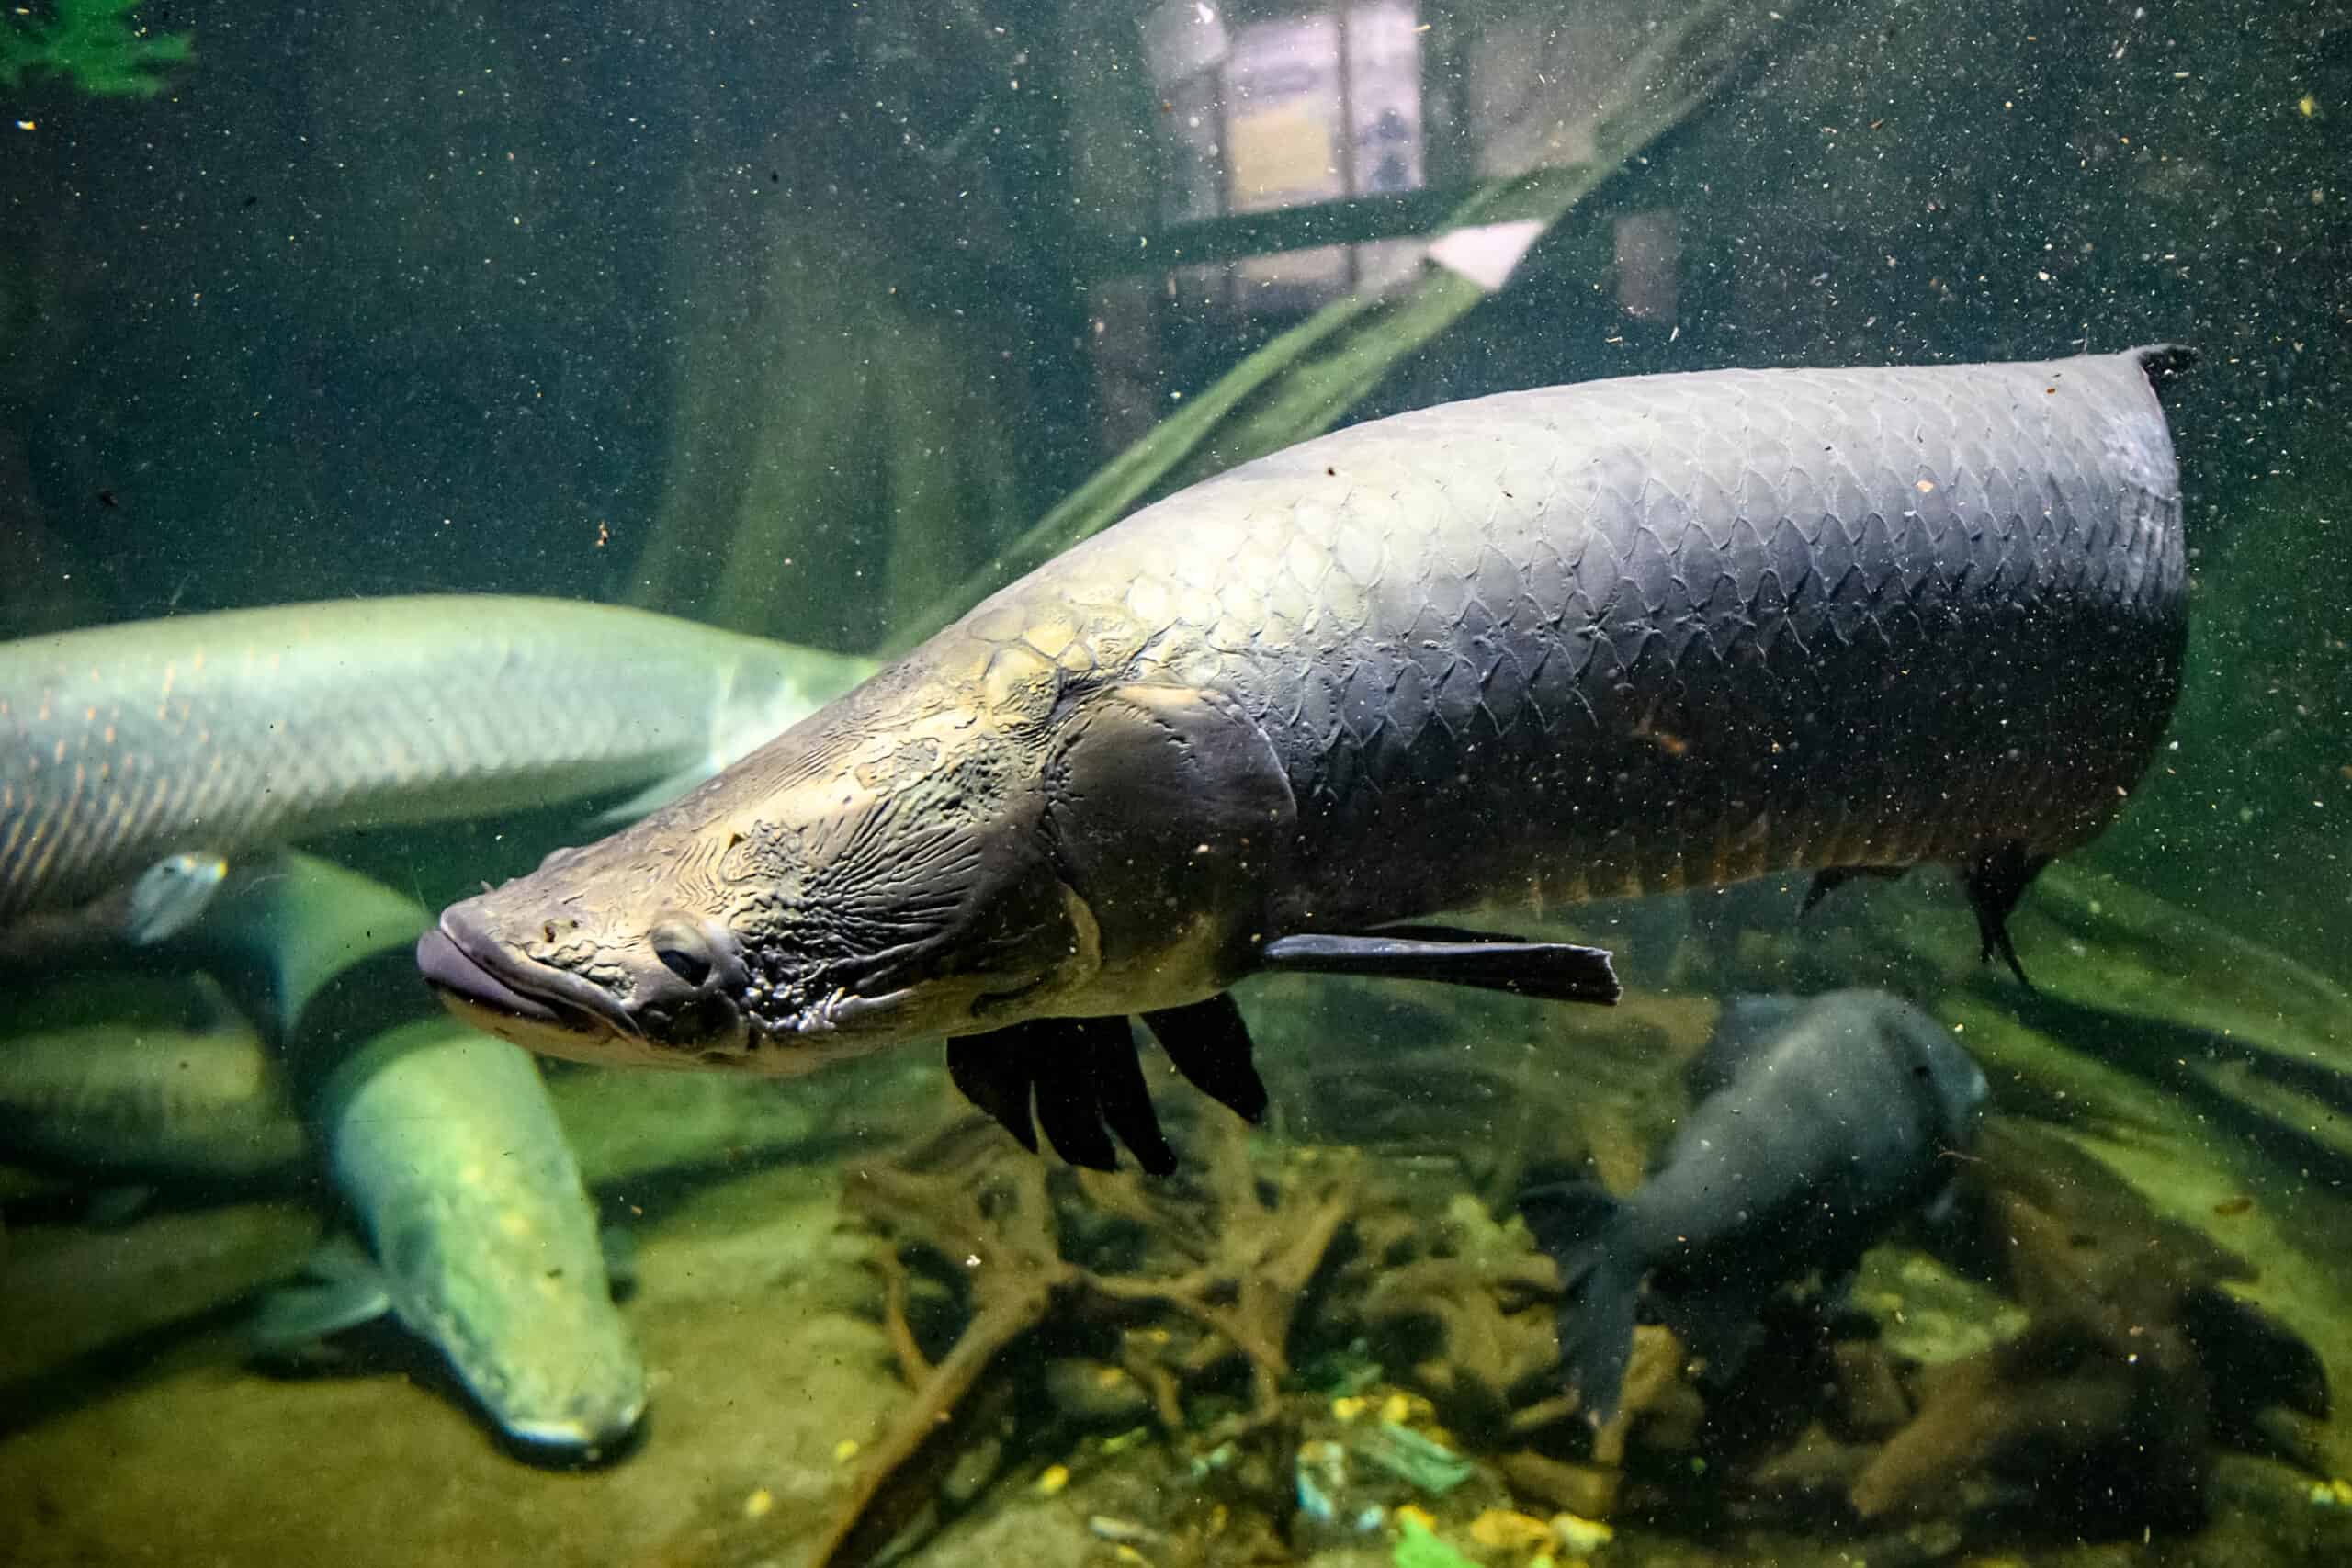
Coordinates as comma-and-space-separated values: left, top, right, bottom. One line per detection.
1519, 1180, 1641, 1427
1690, 993, 1807, 1099
948, 1017, 1178, 1174
2180, 1283, 2331, 1426
946, 1032, 1039, 1154
2129, 343, 2197, 406
1032, 1043, 1121, 1172
1798, 865, 1906, 917
1260, 929, 1620, 1004
1140, 992, 1268, 1124
1080, 1018, 1181, 1177
1962, 842, 2052, 988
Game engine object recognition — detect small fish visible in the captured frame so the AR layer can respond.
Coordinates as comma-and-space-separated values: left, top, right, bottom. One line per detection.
0, 851, 229, 967
1520, 989, 1989, 1425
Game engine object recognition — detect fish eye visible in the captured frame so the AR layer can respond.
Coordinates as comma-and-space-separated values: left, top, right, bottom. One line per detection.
656, 944, 711, 986
649, 921, 715, 987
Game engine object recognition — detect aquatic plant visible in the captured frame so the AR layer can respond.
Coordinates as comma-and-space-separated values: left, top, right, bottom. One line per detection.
1, 0, 191, 97
878, 0, 1801, 654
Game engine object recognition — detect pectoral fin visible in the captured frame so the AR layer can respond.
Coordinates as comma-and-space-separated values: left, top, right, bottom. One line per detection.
945, 1015, 1179, 1175
1140, 992, 1269, 1124
945, 1030, 1042, 1155
1258, 925, 1620, 1004
585, 762, 721, 829
247, 1235, 392, 1359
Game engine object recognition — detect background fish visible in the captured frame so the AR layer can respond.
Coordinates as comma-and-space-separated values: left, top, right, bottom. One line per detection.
0, 851, 230, 968
1521, 989, 1989, 1424
0, 595, 874, 931
275, 1016, 646, 1462
160, 851, 649, 1463
0, 1005, 304, 1187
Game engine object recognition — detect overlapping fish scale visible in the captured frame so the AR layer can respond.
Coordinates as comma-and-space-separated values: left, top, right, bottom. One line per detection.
970, 353, 2182, 918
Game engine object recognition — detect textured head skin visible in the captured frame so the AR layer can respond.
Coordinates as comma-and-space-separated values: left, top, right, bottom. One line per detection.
419, 626, 1296, 1072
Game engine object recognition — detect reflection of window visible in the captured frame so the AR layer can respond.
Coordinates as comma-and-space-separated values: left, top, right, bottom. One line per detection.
1146, 1, 1426, 308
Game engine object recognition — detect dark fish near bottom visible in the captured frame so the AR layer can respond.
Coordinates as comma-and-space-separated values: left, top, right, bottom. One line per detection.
1521, 989, 1989, 1424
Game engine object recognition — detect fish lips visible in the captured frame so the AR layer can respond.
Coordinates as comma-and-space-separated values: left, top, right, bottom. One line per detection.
416, 913, 634, 1051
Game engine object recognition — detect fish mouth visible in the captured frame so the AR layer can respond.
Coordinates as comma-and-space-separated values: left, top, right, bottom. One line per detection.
416, 910, 635, 1049
493, 1395, 651, 1470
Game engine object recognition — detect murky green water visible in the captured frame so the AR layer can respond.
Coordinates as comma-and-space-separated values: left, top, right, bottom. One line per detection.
4, 3, 2347, 1565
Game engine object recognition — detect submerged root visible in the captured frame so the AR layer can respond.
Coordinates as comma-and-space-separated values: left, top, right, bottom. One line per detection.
808, 1107, 1367, 1567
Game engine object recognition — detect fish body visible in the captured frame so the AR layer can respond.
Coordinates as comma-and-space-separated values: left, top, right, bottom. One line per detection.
0, 1013, 305, 1184
301, 1017, 646, 1461
0, 595, 873, 929
421, 350, 2188, 1170
1522, 989, 1990, 1423
80, 850, 650, 1463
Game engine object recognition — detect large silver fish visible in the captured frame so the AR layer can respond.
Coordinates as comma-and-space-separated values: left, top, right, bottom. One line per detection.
0, 595, 873, 934
420, 350, 2191, 1174
0, 1001, 643, 1464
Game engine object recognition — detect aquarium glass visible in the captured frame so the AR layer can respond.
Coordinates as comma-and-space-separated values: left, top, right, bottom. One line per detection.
3, 2, 2347, 1565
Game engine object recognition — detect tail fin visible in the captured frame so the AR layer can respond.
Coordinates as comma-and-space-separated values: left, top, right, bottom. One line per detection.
1519, 1180, 1644, 1427
2128, 342, 2196, 407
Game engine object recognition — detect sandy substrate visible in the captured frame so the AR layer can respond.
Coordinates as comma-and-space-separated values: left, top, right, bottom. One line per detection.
0, 1167, 907, 1568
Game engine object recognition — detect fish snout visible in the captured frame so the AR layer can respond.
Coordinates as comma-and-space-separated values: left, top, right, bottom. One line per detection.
498, 1376, 650, 1469
416, 903, 634, 1052
417, 923, 561, 1028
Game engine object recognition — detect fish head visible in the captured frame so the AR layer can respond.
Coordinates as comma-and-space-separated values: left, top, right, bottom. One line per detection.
421, 638, 1298, 1070
1873, 995, 1992, 1140
419, 712, 1102, 1071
